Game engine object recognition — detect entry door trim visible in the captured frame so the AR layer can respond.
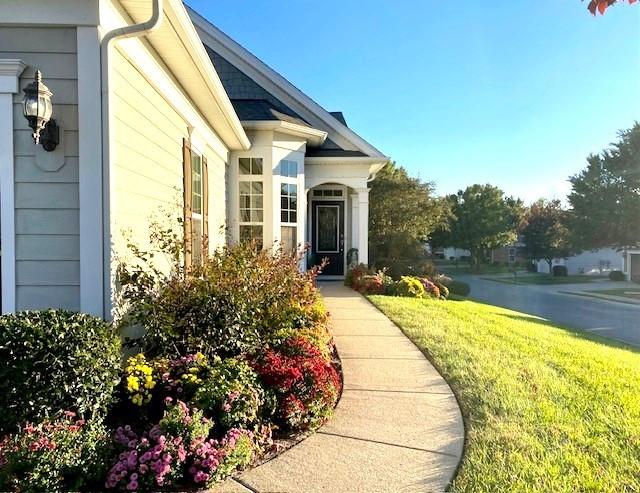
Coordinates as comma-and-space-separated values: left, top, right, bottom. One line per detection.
315, 204, 340, 254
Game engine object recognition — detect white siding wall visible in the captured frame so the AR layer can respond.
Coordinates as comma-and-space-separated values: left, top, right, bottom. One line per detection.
2, 27, 81, 310
110, 48, 228, 278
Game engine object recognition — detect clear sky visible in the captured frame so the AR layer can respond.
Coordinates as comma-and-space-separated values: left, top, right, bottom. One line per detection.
188, 0, 640, 203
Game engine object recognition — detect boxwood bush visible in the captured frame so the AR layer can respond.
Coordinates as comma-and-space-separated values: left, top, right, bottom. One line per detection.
442, 278, 471, 297
609, 270, 625, 281
0, 310, 121, 434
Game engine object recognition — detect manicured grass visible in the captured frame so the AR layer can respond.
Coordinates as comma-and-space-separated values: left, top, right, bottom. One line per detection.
368, 295, 640, 493
586, 288, 640, 300
483, 274, 602, 285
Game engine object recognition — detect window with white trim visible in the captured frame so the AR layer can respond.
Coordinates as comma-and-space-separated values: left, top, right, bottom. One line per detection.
280, 160, 298, 252
183, 140, 208, 267
239, 158, 263, 248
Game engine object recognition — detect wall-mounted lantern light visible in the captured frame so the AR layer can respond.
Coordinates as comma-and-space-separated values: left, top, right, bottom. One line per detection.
22, 70, 59, 152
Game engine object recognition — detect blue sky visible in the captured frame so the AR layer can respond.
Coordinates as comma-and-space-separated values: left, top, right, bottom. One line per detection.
189, 1, 640, 203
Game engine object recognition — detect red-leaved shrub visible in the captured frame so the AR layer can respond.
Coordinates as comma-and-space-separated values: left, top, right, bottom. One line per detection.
249, 337, 340, 431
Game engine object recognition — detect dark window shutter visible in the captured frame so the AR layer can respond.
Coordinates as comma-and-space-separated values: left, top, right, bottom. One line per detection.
202, 155, 209, 253
183, 138, 193, 268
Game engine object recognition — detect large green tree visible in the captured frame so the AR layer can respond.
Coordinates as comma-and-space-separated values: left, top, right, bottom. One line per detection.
368, 162, 450, 265
436, 184, 524, 268
520, 199, 573, 274
568, 123, 640, 250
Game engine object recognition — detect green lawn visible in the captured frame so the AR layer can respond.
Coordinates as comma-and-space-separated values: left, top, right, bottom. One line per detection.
368, 295, 640, 493
586, 288, 640, 300
483, 274, 603, 285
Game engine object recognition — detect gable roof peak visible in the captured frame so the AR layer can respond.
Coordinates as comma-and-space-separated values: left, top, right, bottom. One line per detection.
187, 6, 387, 160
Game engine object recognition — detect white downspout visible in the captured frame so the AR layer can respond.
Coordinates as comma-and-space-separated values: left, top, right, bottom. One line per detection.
100, 0, 164, 318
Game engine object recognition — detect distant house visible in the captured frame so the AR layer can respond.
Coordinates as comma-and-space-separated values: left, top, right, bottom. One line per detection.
442, 237, 526, 265
0, 0, 387, 317
535, 248, 624, 276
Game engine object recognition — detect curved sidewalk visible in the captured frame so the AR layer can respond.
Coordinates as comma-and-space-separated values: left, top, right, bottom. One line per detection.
214, 283, 464, 493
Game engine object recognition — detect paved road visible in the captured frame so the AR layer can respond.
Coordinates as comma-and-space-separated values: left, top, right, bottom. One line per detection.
456, 275, 640, 347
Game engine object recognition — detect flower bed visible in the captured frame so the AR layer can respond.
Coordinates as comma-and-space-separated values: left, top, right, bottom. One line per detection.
0, 242, 341, 492
345, 263, 464, 299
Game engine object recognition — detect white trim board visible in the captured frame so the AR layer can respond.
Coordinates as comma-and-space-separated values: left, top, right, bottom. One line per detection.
188, 6, 388, 160
77, 27, 104, 317
0, 59, 26, 313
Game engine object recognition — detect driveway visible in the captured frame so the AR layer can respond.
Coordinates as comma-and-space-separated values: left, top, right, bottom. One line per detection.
456, 275, 640, 347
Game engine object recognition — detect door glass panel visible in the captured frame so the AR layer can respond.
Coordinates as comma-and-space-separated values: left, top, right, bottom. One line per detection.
317, 205, 339, 253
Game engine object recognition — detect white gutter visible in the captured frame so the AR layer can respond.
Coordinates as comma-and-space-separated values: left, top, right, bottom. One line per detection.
99, 0, 164, 318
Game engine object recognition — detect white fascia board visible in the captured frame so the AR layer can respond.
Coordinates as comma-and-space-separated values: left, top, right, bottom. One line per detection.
241, 120, 328, 146
305, 156, 388, 166
188, 6, 386, 159
101, 1, 230, 162
164, 0, 250, 150
111, 0, 249, 151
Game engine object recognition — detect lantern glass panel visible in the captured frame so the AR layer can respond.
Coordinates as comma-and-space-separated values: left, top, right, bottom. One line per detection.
23, 96, 38, 118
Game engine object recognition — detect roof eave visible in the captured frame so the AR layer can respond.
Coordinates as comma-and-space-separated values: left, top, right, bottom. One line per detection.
241, 120, 328, 146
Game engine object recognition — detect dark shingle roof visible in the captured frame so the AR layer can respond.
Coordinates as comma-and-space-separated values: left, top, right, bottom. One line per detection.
205, 44, 371, 157
329, 111, 348, 127
231, 99, 311, 127
305, 148, 367, 158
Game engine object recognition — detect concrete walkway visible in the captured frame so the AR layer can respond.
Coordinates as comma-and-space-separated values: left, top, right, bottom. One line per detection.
213, 283, 464, 493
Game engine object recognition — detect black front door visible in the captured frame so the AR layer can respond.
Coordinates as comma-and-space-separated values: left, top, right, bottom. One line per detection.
312, 201, 344, 276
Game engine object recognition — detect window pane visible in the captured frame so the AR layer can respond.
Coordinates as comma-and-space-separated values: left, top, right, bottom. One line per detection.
281, 226, 297, 252
240, 225, 263, 249
281, 211, 288, 223
252, 158, 263, 175
239, 158, 251, 174
191, 154, 202, 214
239, 181, 250, 194
313, 190, 322, 197
252, 195, 263, 209
240, 210, 251, 222
251, 210, 263, 222
191, 217, 202, 265
240, 195, 250, 208
281, 197, 288, 210
290, 211, 297, 223
252, 182, 263, 194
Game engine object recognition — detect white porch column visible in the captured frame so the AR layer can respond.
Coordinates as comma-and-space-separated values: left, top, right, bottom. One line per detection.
350, 193, 359, 256
356, 187, 369, 266
0, 60, 26, 313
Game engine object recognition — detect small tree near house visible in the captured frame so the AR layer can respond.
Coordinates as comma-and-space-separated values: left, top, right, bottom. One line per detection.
520, 199, 573, 275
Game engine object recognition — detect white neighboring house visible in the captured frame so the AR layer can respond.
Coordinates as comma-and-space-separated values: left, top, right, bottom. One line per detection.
624, 249, 640, 281
535, 248, 625, 276
0, 0, 387, 318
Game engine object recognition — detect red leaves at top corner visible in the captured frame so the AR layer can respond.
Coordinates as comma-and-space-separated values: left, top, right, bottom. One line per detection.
587, 0, 638, 15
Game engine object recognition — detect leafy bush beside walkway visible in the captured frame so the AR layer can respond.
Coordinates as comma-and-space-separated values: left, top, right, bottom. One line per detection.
369, 295, 640, 493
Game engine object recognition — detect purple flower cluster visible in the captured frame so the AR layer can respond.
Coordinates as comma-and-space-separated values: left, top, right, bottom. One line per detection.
188, 428, 252, 485
105, 424, 185, 490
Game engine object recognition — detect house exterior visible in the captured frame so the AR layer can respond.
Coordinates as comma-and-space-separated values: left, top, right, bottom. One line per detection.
535, 247, 625, 276
0, 0, 387, 318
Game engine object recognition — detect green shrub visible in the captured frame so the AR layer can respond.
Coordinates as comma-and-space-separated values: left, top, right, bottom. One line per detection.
119, 242, 325, 359
193, 358, 265, 430
552, 265, 568, 277
0, 413, 112, 493
371, 258, 437, 280
609, 270, 625, 281
442, 279, 471, 297
396, 276, 425, 298
0, 310, 121, 434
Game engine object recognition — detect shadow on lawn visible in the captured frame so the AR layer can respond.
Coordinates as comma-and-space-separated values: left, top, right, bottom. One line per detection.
495, 312, 640, 354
